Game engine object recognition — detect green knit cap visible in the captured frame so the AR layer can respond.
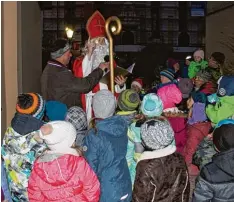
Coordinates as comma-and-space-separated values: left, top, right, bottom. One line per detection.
118, 89, 140, 111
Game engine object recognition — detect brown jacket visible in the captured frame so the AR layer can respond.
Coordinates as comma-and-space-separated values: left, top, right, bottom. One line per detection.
41, 60, 103, 108
132, 146, 190, 202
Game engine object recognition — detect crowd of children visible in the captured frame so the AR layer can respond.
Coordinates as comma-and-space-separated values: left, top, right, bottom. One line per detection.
1, 49, 234, 202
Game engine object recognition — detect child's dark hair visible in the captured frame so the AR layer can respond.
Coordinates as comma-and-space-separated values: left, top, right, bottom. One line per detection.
213, 124, 234, 152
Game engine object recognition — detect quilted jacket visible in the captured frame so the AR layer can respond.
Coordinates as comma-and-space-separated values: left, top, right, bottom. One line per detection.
28, 153, 100, 202
193, 149, 234, 202
83, 116, 132, 202
132, 145, 190, 202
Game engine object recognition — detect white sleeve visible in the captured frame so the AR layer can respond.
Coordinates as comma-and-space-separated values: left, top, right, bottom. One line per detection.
82, 54, 93, 77
115, 84, 126, 93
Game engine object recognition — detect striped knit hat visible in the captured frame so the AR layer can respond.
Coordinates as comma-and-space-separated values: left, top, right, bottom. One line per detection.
118, 89, 140, 111
16, 93, 45, 119
160, 69, 175, 81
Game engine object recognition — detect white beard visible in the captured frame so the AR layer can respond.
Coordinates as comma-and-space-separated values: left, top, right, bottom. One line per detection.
91, 39, 109, 71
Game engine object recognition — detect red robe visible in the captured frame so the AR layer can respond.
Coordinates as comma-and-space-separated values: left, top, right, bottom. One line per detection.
73, 56, 120, 122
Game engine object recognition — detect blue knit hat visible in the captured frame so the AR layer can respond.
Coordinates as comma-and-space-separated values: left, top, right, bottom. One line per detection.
46, 101, 68, 121
160, 68, 175, 81
141, 93, 163, 117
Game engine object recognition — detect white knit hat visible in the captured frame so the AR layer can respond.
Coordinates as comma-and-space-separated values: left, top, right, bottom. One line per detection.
93, 89, 116, 119
39, 121, 76, 153
193, 50, 204, 60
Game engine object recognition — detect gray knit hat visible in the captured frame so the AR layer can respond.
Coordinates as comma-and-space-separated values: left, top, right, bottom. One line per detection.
65, 106, 88, 146
93, 89, 116, 119
196, 70, 212, 82
141, 119, 175, 150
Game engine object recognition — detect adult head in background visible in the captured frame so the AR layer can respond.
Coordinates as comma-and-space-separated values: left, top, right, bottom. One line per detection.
50, 38, 72, 66
208, 52, 225, 81
194, 69, 217, 95
167, 58, 180, 73
208, 52, 225, 70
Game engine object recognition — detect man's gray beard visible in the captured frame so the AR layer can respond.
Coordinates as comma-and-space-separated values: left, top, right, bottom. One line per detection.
92, 44, 109, 70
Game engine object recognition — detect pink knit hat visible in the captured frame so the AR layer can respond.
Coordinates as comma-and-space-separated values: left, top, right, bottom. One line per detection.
157, 84, 182, 109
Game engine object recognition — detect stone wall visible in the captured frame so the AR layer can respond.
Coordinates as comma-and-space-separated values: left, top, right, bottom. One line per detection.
207, 2, 234, 14
206, 3, 234, 72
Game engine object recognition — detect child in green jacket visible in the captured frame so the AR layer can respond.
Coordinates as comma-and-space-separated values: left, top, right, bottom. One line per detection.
188, 50, 208, 78
116, 89, 143, 185
206, 76, 234, 124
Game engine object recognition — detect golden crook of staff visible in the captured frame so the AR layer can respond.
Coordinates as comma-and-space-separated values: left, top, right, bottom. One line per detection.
105, 16, 122, 93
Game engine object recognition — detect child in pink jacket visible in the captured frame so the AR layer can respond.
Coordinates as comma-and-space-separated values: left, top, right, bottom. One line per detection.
157, 69, 185, 153
157, 69, 182, 111
28, 121, 100, 202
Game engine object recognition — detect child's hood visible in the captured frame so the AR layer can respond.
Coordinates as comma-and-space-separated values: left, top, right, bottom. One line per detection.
213, 149, 234, 178
11, 113, 44, 136
218, 76, 234, 97
96, 115, 128, 138
34, 154, 81, 186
